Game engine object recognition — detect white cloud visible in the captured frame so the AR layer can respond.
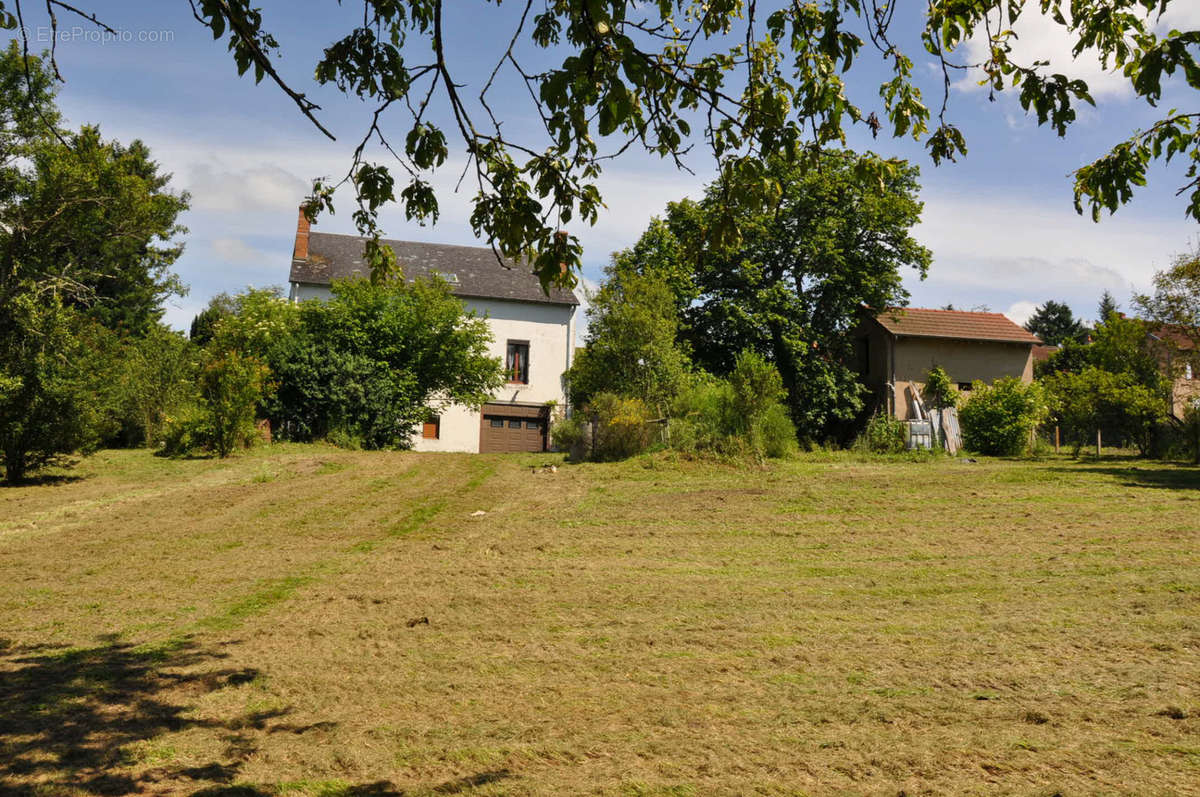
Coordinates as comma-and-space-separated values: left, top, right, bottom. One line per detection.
952, 7, 1132, 100
1005, 300, 1039, 325
211, 236, 274, 265
187, 163, 309, 214
909, 188, 1198, 321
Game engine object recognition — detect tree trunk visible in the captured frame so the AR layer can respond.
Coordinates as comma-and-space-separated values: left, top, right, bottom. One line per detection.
3, 446, 25, 484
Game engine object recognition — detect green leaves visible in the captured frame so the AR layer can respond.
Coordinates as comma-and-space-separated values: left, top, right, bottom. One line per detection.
164, 0, 1200, 285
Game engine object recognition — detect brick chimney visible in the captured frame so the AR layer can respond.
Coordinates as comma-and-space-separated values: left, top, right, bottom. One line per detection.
293, 206, 311, 261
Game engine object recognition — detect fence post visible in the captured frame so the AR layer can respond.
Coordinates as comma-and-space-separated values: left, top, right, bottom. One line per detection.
1054, 425, 1060, 454
1096, 427, 1102, 458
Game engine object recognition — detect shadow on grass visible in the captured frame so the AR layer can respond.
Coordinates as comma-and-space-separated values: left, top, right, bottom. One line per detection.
0, 634, 384, 795
1047, 464, 1200, 490
0, 635, 253, 793
0, 471, 86, 487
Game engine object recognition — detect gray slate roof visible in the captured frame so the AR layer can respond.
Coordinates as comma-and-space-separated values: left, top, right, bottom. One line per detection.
290, 231, 578, 306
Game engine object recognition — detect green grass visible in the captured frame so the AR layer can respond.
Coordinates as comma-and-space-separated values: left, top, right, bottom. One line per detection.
0, 447, 1197, 794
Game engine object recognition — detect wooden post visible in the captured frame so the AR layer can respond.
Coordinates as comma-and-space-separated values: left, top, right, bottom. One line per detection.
1096, 427, 1102, 458
1054, 425, 1060, 454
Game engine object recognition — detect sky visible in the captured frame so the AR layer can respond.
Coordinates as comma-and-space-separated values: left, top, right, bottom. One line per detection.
21, 1, 1200, 333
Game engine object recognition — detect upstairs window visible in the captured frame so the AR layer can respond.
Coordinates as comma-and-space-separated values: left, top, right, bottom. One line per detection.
506, 341, 530, 384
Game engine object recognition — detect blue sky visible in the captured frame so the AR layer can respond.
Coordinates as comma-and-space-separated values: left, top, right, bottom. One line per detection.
24, 1, 1200, 332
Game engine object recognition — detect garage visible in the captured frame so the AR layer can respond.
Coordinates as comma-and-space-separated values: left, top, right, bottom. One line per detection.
478, 403, 548, 453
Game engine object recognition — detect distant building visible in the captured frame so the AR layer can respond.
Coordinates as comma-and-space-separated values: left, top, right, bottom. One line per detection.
853, 307, 1042, 419
287, 210, 578, 452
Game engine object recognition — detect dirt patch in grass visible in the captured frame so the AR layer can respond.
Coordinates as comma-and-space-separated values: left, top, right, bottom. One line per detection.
1, 449, 1197, 794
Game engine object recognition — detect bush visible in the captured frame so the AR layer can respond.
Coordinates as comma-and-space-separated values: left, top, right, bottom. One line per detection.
755, 402, 799, 459
198, 351, 267, 457
1181, 405, 1200, 464
853, 412, 906, 454
550, 413, 585, 452
922, 365, 958, 410
959, 378, 1047, 456
160, 405, 212, 457
589, 392, 653, 461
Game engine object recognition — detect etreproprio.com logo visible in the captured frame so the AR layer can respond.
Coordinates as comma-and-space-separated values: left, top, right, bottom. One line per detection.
31, 26, 175, 44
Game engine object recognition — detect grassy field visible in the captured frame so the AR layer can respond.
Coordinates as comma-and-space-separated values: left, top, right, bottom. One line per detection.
1, 446, 1198, 795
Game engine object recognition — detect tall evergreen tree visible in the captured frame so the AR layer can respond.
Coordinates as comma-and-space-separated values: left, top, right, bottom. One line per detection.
1024, 300, 1088, 346
1098, 290, 1120, 324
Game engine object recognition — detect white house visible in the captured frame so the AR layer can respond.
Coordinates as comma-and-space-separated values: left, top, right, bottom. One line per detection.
287, 210, 579, 453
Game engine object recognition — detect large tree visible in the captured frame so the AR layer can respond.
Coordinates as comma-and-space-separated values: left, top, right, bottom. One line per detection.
566, 265, 691, 414
210, 280, 505, 448
648, 150, 930, 441
0, 44, 189, 480
1, 1, 1195, 287
0, 43, 189, 333
1024, 300, 1088, 346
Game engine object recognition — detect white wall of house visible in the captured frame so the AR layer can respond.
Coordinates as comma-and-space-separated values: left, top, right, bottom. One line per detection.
290, 282, 576, 453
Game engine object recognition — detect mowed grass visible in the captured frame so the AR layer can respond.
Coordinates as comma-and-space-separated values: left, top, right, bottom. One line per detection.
0, 447, 1197, 795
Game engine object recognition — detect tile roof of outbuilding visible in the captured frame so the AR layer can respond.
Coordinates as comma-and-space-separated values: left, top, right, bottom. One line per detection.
874, 307, 1042, 344
290, 231, 579, 306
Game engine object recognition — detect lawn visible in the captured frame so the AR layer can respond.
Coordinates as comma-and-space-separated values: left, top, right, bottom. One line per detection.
1, 446, 1197, 795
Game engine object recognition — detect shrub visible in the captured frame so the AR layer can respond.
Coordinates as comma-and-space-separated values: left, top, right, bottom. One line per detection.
959, 378, 1047, 456
198, 351, 267, 457
922, 365, 958, 410
853, 412, 906, 454
1182, 404, 1200, 464
550, 413, 585, 453
160, 405, 212, 457
755, 402, 799, 459
121, 326, 198, 447
589, 392, 653, 461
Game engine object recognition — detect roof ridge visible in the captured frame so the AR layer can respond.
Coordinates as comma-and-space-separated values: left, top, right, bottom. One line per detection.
308, 230, 512, 256
886, 306, 1007, 317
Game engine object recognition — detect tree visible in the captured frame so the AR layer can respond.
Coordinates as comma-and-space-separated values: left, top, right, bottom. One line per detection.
197, 349, 267, 458
1024, 300, 1088, 346
0, 45, 188, 478
189, 293, 237, 345
1098, 290, 1120, 324
1135, 246, 1200, 353
1043, 366, 1164, 455
0, 293, 101, 482
7, 1, 1194, 287
658, 151, 930, 441
566, 266, 690, 413
266, 278, 503, 448
0, 44, 188, 335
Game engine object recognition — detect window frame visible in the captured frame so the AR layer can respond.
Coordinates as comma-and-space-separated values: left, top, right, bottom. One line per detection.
422, 415, 440, 440
506, 340, 530, 384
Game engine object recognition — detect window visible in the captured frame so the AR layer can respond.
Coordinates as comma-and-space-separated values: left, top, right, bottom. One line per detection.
1187, 363, 1195, 380
422, 415, 440, 439
506, 341, 530, 383
508, 419, 522, 428
957, 382, 972, 392
489, 417, 504, 428
526, 420, 541, 430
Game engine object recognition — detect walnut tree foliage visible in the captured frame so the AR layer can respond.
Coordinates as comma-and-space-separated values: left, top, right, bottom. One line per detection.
3, 0, 1197, 290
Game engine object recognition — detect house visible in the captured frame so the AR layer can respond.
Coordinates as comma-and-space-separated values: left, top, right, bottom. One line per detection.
1145, 325, 1200, 418
287, 210, 579, 452
853, 307, 1042, 419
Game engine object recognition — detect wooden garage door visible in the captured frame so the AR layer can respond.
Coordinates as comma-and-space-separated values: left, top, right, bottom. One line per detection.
479, 404, 547, 453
